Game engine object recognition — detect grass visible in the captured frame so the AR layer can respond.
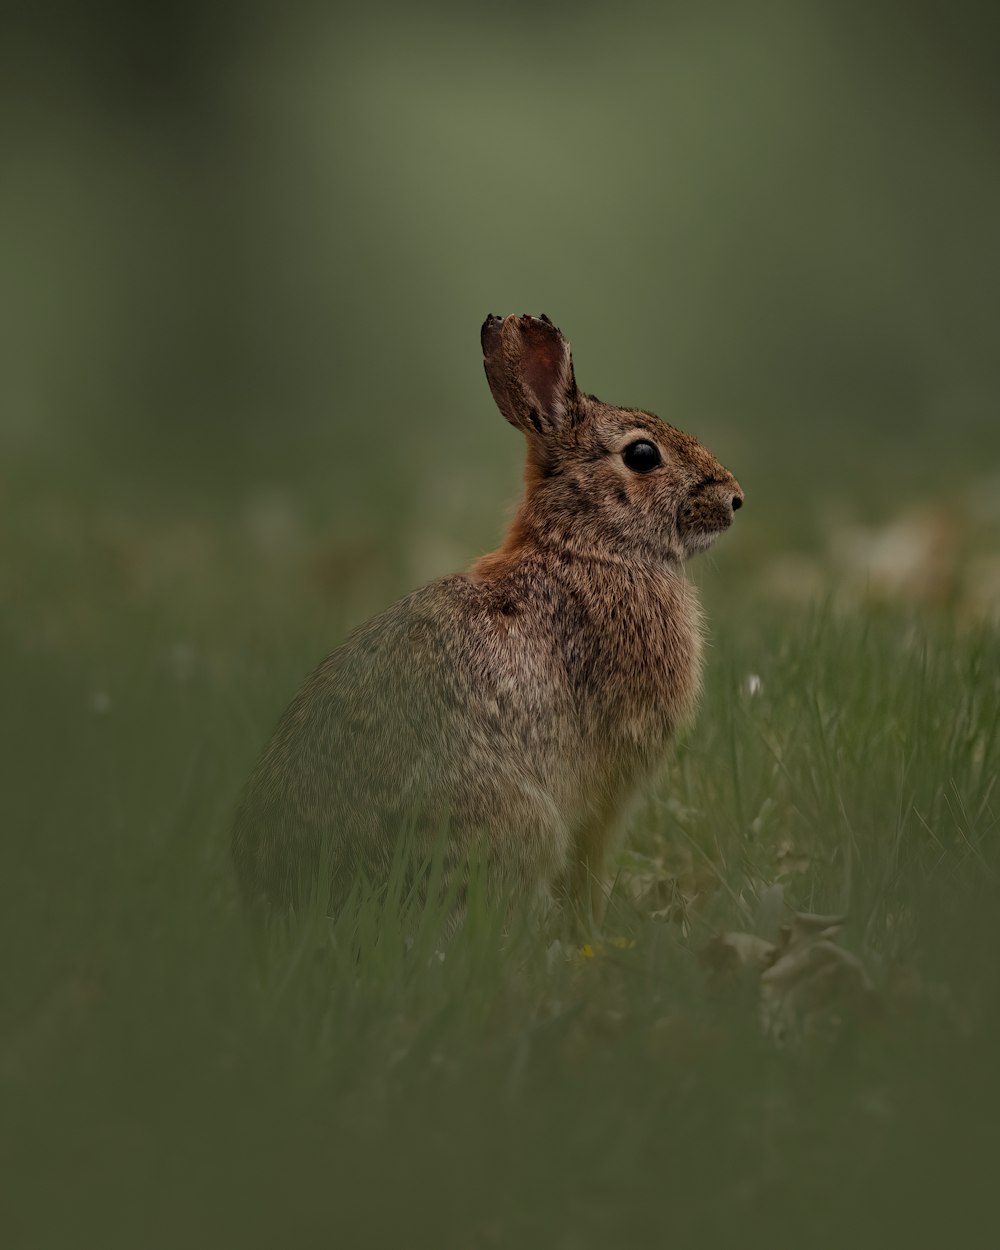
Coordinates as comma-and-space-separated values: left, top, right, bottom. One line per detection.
3, 485, 999, 1249
5, 5, 999, 1240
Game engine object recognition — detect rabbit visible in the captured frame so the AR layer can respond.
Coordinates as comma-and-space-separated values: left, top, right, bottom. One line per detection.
232, 313, 743, 921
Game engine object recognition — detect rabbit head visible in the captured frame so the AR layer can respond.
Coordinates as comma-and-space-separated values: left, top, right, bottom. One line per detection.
482, 313, 743, 566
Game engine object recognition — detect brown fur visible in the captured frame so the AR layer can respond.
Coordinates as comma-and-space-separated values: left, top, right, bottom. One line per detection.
232, 314, 743, 918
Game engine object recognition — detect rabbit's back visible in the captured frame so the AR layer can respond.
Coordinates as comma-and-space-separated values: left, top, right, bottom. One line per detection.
232, 569, 582, 907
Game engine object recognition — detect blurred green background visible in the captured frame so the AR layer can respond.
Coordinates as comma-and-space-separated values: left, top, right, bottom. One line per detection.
3, 4, 1000, 1248
5, 0, 999, 517
4, 0, 999, 684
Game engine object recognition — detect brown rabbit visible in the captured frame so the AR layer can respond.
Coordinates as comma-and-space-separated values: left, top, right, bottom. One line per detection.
232, 314, 743, 919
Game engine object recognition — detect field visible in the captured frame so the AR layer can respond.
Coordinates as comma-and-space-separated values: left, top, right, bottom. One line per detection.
4, 435, 999, 1248
3, 5, 1000, 1248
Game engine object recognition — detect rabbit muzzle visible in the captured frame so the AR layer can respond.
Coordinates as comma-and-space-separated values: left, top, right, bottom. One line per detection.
678, 476, 744, 556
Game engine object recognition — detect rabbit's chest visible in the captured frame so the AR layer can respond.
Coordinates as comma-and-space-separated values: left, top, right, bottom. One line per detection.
568, 574, 703, 762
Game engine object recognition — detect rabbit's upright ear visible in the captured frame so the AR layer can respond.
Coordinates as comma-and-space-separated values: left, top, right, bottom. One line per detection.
481, 313, 578, 438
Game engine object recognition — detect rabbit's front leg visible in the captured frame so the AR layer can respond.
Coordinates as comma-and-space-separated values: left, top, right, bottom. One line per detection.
558, 800, 623, 929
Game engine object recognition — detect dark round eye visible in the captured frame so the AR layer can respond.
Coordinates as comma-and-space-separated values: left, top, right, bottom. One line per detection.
622, 440, 661, 473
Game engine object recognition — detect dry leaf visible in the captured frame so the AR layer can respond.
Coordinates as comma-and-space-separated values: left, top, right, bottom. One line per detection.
700, 931, 777, 978
617, 845, 720, 931
782, 911, 845, 939
701, 907, 877, 1039
775, 840, 812, 877
762, 937, 877, 1035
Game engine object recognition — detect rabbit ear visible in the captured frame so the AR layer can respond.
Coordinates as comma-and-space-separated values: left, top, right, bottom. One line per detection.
481, 313, 578, 438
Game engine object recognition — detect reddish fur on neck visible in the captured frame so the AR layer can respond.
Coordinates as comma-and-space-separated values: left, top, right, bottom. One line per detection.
470, 452, 548, 581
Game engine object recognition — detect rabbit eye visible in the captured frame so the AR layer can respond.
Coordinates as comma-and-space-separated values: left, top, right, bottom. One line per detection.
622, 440, 661, 473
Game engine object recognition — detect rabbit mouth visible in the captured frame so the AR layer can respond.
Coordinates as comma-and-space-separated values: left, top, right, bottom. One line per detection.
678, 510, 735, 558
681, 524, 728, 558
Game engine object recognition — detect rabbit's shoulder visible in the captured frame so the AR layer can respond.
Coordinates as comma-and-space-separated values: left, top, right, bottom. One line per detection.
311, 565, 564, 703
